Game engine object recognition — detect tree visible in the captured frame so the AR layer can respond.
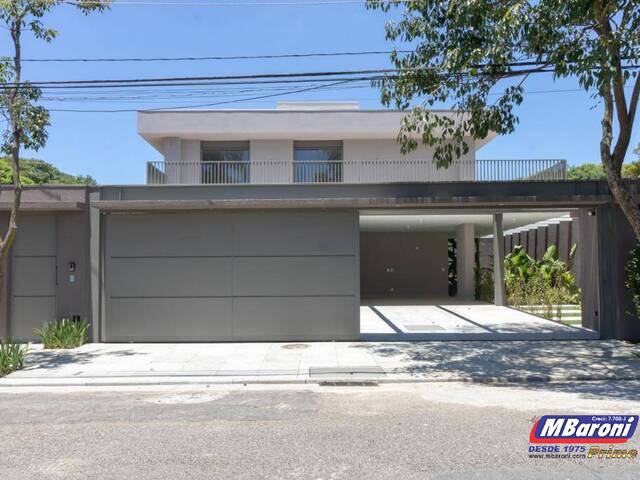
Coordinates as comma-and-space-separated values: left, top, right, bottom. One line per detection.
366, 0, 640, 238
567, 163, 607, 180
567, 161, 640, 179
0, 0, 109, 303
0, 157, 97, 185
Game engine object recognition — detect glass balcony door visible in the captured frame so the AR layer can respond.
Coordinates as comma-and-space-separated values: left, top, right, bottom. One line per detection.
293, 141, 343, 183
201, 141, 250, 184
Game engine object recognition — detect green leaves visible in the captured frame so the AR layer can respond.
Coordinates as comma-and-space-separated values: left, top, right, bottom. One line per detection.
504, 243, 581, 311
567, 163, 607, 180
504, 243, 580, 304
35, 318, 90, 350
0, 338, 27, 377
0, 157, 97, 185
0, 81, 50, 154
366, 0, 640, 168
0, 0, 111, 155
565, 161, 640, 179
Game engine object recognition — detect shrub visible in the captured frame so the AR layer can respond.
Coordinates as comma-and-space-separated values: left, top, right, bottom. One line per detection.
35, 318, 89, 349
504, 245, 580, 303
475, 266, 494, 303
504, 244, 580, 321
625, 243, 640, 319
0, 338, 27, 377
507, 275, 573, 320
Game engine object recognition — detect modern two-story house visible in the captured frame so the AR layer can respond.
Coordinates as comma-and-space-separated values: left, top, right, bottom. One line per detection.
0, 102, 637, 343
141, 102, 486, 185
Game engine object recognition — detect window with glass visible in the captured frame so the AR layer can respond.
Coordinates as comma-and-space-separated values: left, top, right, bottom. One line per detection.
201, 141, 250, 184
293, 141, 343, 183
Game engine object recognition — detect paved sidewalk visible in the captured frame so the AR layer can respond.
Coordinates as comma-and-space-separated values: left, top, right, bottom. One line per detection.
1, 340, 639, 388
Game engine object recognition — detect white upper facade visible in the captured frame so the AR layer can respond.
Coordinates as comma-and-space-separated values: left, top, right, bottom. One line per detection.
138, 102, 495, 185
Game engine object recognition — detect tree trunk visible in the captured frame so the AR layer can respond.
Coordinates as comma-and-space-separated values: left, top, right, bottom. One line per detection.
604, 162, 640, 240
0, 19, 23, 314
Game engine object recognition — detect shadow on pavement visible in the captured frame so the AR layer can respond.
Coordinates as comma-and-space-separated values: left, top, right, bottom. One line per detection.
22, 348, 147, 371
350, 340, 640, 400
491, 378, 640, 402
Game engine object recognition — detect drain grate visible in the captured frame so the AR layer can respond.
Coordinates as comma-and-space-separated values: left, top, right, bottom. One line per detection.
319, 381, 379, 387
403, 324, 447, 332
309, 366, 386, 379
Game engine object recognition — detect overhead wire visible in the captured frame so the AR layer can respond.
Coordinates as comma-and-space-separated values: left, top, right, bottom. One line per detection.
14, 50, 412, 63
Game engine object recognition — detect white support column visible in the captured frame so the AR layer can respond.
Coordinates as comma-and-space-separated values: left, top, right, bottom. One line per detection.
163, 137, 182, 184
181, 139, 202, 184
455, 223, 475, 299
493, 213, 506, 306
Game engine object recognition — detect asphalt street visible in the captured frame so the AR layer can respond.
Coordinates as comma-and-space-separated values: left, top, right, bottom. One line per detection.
1, 381, 639, 479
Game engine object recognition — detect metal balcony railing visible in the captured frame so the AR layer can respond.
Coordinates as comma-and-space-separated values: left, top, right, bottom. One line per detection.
146, 158, 567, 185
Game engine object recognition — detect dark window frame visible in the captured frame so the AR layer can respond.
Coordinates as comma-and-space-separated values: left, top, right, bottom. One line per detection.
293, 140, 343, 183
200, 141, 250, 184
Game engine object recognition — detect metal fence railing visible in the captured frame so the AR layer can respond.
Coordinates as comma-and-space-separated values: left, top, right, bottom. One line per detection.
146, 159, 567, 185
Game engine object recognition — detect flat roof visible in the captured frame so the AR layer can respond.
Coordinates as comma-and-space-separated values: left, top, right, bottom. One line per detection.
137, 108, 497, 151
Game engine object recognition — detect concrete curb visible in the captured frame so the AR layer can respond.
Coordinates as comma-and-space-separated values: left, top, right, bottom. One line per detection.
2, 373, 640, 388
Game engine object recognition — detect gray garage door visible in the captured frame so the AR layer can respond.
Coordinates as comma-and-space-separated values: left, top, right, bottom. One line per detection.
104, 211, 359, 342
11, 214, 57, 341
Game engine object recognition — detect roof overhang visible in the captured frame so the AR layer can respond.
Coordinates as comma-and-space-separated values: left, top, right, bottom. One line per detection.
138, 109, 497, 153
93, 180, 623, 212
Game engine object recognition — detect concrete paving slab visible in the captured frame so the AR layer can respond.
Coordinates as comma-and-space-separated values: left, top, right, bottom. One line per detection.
2, 340, 639, 389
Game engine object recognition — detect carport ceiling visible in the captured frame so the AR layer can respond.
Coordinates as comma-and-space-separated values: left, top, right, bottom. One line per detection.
359, 211, 571, 235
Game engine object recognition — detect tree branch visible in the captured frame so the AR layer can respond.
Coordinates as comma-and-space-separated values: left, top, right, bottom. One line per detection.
628, 73, 640, 126
601, 83, 614, 162
599, 9, 629, 132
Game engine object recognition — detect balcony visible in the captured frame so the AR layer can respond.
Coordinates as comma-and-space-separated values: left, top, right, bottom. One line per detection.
146, 159, 567, 185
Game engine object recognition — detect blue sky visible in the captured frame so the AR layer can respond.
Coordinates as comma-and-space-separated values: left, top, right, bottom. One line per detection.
4, 1, 639, 184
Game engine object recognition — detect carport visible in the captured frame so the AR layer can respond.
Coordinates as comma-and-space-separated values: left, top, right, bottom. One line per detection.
358, 210, 599, 341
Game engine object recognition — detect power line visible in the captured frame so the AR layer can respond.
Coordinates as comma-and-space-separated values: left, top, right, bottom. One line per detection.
14, 49, 410, 63
35, 86, 595, 103
0, 68, 409, 87
39, 83, 372, 101
0, 64, 562, 89
65, 0, 412, 6
49, 78, 354, 112
43, 84, 638, 113
29, 76, 387, 91
5, 61, 638, 88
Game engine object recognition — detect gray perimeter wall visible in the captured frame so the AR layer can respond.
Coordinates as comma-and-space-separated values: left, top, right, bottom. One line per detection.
4, 183, 640, 341
6, 212, 90, 341
594, 204, 640, 340
9, 214, 57, 340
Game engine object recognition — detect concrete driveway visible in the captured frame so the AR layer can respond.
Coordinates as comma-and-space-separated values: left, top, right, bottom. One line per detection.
360, 300, 598, 341
1, 340, 638, 388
